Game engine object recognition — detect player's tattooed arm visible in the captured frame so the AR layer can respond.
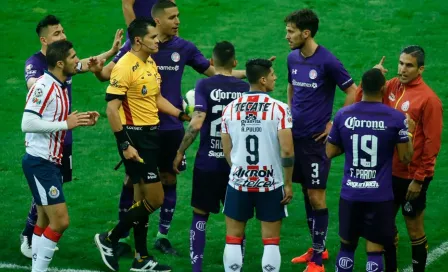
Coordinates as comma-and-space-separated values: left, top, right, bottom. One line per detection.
177, 111, 206, 154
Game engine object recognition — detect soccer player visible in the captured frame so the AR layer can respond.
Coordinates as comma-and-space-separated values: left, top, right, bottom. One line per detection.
327, 68, 414, 272
22, 40, 98, 272
122, 0, 175, 26
172, 41, 249, 272
20, 14, 122, 258
221, 59, 294, 272
93, 18, 189, 272
93, 0, 247, 255
284, 9, 358, 271
355, 46, 443, 272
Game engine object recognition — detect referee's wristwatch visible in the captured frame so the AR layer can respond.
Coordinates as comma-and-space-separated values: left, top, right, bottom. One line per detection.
120, 141, 130, 151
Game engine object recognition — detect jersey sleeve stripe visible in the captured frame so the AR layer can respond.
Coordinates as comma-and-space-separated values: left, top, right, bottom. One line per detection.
236, 97, 243, 120
277, 103, 286, 129
26, 85, 36, 103
38, 83, 56, 115
271, 102, 276, 120
24, 109, 42, 117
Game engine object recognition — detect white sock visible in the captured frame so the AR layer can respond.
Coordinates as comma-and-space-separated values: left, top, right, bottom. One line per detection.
223, 244, 242, 272
31, 234, 41, 269
33, 235, 58, 272
262, 245, 281, 272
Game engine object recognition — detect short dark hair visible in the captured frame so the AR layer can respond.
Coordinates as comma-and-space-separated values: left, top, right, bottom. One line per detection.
401, 45, 425, 67
46, 40, 73, 69
151, 0, 177, 17
284, 9, 319, 37
212, 41, 235, 68
36, 15, 61, 36
246, 59, 272, 84
362, 68, 386, 96
128, 18, 157, 45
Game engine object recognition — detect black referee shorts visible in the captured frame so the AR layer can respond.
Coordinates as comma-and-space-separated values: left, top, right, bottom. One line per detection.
117, 125, 160, 184
392, 176, 432, 217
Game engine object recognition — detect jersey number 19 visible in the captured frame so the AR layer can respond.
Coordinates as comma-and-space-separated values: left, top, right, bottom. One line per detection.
351, 134, 378, 167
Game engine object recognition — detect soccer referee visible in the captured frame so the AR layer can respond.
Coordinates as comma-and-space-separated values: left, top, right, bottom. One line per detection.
94, 18, 188, 272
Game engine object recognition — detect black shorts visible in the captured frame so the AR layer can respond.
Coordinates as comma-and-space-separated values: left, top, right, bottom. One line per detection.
392, 176, 432, 217
158, 129, 187, 174
60, 144, 72, 183
191, 168, 229, 214
117, 125, 160, 184
339, 198, 395, 245
292, 138, 331, 189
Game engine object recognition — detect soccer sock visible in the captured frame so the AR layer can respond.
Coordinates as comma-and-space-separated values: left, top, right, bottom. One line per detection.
33, 227, 62, 272
262, 238, 281, 272
31, 225, 45, 269
241, 235, 246, 265
335, 242, 356, 272
133, 214, 149, 258
310, 208, 328, 266
190, 212, 209, 272
411, 235, 428, 272
384, 228, 398, 272
223, 236, 243, 272
23, 199, 38, 240
108, 199, 156, 244
158, 184, 177, 237
366, 252, 384, 272
303, 188, 314, 239
118, 184, 134, 239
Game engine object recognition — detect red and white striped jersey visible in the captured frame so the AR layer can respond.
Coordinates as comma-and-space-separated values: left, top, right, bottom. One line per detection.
24, 71, 69, 165
221, 92, 293, 192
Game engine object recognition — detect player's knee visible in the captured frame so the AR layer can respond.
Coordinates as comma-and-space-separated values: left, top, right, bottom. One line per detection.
193, 207, 208, 216
404, 216, 424, 239
160, 172, 177, 186
307, 190, 326, 209
52, 215, 69, 233
146, 194, 164, 209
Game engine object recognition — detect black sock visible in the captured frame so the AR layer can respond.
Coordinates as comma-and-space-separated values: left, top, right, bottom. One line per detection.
134, 215, 149, 258
384, 229, 398, 272
411, 235, 428, 272
108, 199, 156, 244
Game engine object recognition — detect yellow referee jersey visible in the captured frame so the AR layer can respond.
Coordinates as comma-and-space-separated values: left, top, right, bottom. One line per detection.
106, 52, 161, 126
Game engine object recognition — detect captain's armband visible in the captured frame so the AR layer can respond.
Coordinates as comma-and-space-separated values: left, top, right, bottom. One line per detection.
281, 156, 295, 167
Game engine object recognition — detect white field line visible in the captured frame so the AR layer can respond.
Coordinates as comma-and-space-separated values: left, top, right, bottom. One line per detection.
0, 262, 103, 272
402, 241, 448, 272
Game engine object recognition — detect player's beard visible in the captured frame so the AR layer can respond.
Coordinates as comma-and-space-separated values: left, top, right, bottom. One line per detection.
292, 41, 305, 50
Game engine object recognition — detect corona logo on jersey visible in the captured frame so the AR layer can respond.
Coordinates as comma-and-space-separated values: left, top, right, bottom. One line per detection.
344, 117, 386, 131
210, 88, 242, 102
232, 165, 275, 190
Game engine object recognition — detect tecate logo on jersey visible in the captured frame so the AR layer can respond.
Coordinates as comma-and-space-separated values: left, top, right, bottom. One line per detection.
291, 79, 317, 89
210, 89, 242, 102
157, 65, 179, 71
344, 117, 386, 131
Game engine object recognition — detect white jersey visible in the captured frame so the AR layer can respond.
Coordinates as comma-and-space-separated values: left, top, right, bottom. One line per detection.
24, 72, 69, 164
221, 92, 293, 192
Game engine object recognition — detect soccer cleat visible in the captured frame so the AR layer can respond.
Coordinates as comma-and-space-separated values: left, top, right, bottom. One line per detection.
303, 262, 325, 272
94, 232, 119, 271
130, 256, 172, 272
20, 235, 32, 259
154, 238, 179, 256
291, 248, 329, 264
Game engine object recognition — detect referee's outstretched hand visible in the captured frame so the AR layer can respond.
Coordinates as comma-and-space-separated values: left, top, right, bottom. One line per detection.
67, 111, 91, 129
123, 145, 143, 162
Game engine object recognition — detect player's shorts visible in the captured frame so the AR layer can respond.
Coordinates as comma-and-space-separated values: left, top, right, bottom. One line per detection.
22, 153, 65, 206
191, 167, 229, 214
339, 197, 394, 245
292, 137, 331, 189
117, 125, 160, 184
223, 185, 288, 222
60, 144, 72, 183
158, 129, 187, 174
392, 176, 432, 217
